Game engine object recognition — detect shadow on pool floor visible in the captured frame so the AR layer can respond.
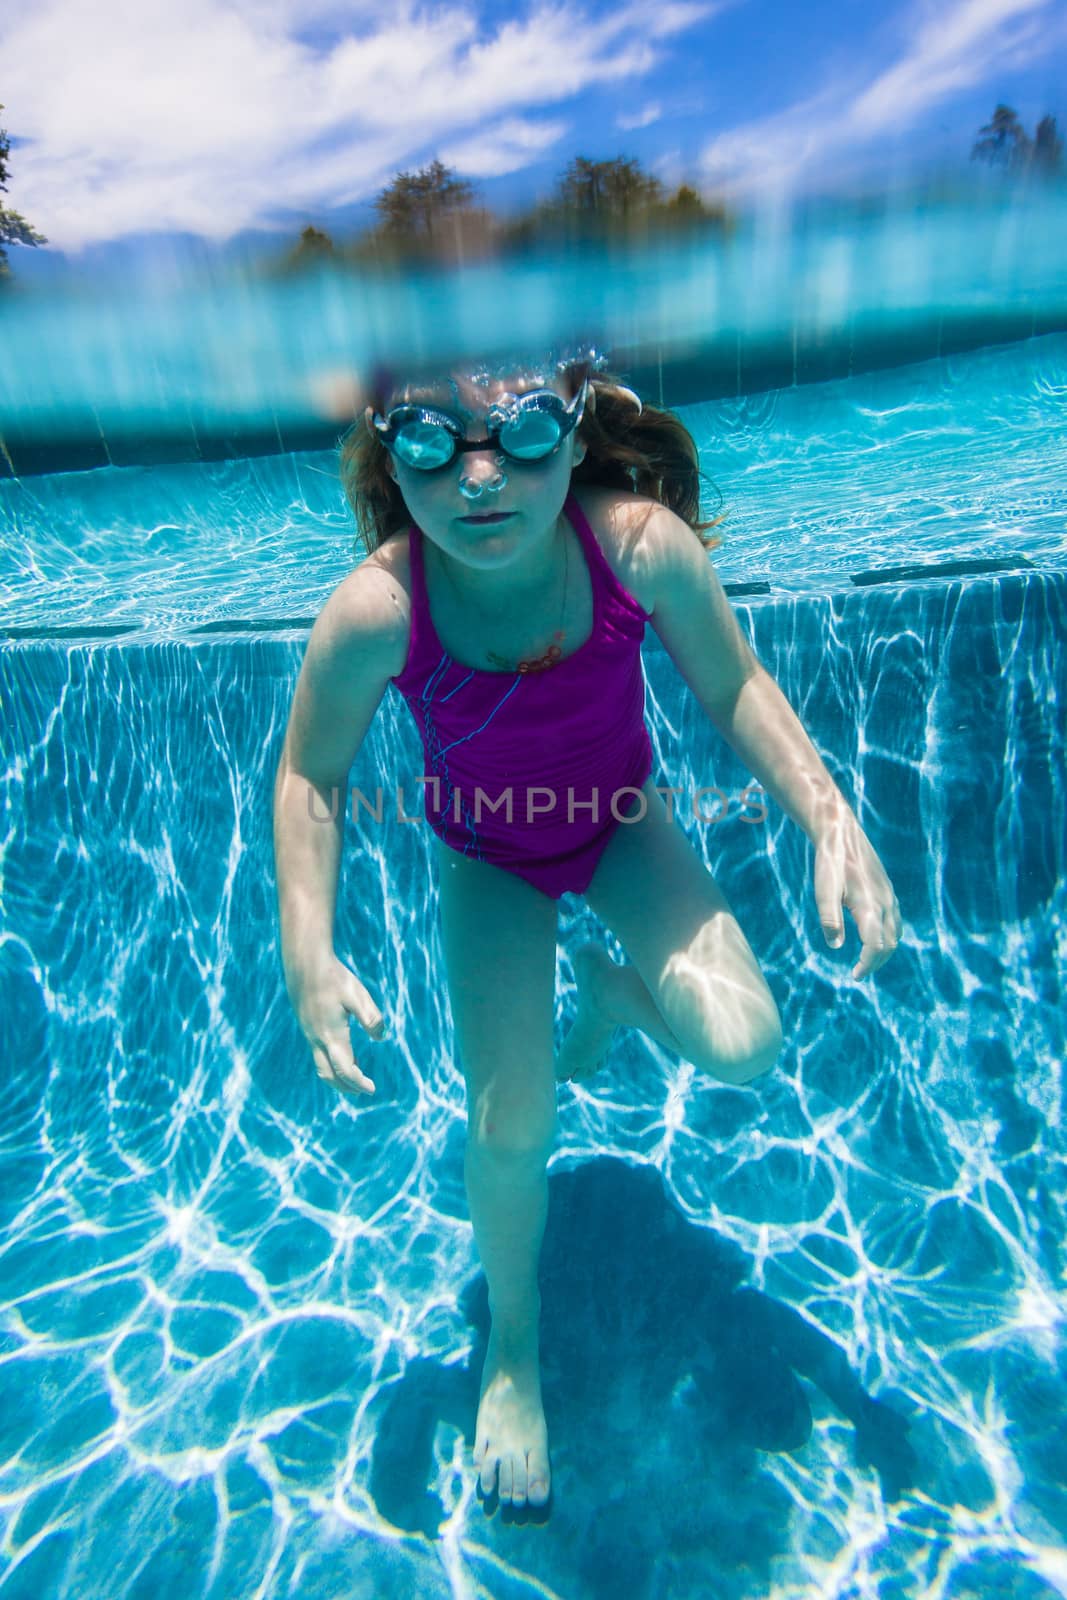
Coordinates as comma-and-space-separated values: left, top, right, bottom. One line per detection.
369, 1156, 917, 1555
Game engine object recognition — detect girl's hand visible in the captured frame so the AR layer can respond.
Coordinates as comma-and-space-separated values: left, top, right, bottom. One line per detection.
812, 809, 902, 980
286, 954, 386, 1097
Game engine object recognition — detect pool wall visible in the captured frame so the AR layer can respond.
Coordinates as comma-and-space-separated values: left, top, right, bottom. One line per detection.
1, 567, 1065, 1597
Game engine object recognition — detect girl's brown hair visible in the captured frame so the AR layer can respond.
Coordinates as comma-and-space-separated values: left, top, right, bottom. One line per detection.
338, 362, 725, 557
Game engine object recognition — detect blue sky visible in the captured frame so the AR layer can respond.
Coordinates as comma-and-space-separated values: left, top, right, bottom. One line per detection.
3, 0, 1065, 274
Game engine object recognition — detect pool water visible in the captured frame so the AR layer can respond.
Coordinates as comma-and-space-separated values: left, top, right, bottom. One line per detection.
3, 333, 1066, 636
1, 319, 1066, 1598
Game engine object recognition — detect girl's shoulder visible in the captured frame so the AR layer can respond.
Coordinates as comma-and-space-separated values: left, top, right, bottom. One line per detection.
320, 537, 411, 678
570, 485, 662, 615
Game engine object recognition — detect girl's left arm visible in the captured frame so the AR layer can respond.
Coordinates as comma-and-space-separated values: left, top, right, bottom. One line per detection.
643, 506, 902, 979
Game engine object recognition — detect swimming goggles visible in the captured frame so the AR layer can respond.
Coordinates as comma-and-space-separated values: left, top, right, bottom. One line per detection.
373, 381, 588, 473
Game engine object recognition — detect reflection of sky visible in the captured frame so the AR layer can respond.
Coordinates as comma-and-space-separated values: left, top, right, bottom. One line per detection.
3, 0, 1066, 271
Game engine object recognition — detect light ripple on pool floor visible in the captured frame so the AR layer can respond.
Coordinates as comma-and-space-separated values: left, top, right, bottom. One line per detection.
1, 560, 1065, 1597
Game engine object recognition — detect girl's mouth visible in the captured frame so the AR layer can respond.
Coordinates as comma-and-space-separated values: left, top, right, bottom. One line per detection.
459, 512, 514, 524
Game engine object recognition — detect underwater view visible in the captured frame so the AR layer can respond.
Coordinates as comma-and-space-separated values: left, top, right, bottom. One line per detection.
2, 231, 1066, 1593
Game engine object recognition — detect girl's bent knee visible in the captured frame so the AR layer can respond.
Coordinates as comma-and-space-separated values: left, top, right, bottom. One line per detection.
681, 1009, 783, 1086
709, 1017, 783, 1085
713, 1040, 780, 1086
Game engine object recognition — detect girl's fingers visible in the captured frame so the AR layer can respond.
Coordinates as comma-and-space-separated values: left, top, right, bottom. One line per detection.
813, 849, 846, 947
890, 896, 904, 943
312, 1040, 376, 1097
815, 825, 903, 979
336, 1056, 377, 1095
341, 979, 387, 1040
297, 962, 386, 1097
851, 903, 902, 979
851, 943, 884, 980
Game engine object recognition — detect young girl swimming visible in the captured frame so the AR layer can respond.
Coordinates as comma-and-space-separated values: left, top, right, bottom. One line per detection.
272, 349, 902, 1514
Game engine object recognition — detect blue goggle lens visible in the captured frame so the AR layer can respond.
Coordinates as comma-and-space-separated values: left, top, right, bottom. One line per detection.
393, 420, 458, 470
497, 409, 564, 459
379, 386, 583, 472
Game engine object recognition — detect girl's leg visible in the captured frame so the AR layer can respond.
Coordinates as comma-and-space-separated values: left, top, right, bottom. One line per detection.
434, 838, 559, 1508
558, 777, 783, 1084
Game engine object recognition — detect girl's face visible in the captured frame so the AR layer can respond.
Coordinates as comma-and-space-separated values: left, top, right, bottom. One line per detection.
367, 370, 586, 570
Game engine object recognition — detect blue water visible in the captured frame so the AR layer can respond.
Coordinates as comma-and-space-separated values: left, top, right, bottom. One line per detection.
3, 191, 1064, 438
3, 334, 1066, 635
2, 317, 1066, 1593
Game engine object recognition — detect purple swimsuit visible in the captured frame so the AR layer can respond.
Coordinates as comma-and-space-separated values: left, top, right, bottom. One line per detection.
389, 491, 653, 899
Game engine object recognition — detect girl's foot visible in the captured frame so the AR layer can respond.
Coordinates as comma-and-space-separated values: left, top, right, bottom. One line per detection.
555, 943, 619, 1082
475, 1323, 551, 1507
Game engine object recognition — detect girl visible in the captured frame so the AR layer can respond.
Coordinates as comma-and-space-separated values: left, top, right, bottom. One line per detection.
272, 349, 901, 1514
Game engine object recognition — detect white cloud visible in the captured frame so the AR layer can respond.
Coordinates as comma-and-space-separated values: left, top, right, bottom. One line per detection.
697, 0, 1061, 197
850, 0, 1052, 133
617, 102, 663, 132
440, 118, 570, 178
0, 0, 709, 249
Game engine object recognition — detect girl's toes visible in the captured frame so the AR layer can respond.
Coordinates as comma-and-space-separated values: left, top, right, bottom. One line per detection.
527, 1447, 551, 1506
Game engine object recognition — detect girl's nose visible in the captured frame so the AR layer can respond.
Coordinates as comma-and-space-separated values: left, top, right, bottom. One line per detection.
457, 446, 508, 500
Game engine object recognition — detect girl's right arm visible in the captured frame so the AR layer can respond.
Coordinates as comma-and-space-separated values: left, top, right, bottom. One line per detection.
273, 564, 407, 1097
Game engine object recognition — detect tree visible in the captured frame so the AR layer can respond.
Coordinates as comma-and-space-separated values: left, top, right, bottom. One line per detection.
971, 103, 1031, 169
971, 104, 1063, 180
258, 223, 338, 280
555, 155, 664, 219
664, 183, 706, 217
500, 157, 733, 251
373, 158, 476, 243
659, 182, 735, 235
293, 223, 334, 257
1033, 114, 1064, 178
1, 103, 47, 278
353, 158, 492, 267
283, 224, 335, 271
497, 155, 665, 250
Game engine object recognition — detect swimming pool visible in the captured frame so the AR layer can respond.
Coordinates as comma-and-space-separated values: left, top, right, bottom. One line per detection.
2, 244, 1066, 1596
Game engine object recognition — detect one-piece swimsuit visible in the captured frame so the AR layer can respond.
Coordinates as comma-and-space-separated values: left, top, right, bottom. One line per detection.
389, 490, 653, 899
